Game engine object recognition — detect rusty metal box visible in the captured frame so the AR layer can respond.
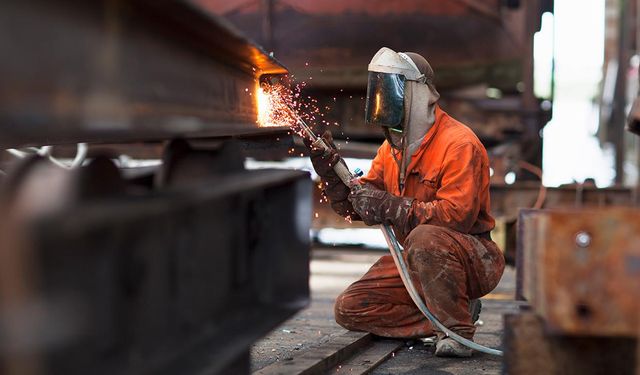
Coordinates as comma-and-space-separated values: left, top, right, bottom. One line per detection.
518, 208, 640, 336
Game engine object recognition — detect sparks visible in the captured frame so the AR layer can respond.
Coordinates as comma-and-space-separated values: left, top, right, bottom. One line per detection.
256, 77, 333, 140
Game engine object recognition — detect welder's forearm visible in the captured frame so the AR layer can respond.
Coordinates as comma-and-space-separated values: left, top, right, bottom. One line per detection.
405, 200, 475, 234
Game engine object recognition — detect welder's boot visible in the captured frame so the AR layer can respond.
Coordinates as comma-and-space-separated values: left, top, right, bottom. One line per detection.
433, 300, 480, 357
435, 337, 473, 358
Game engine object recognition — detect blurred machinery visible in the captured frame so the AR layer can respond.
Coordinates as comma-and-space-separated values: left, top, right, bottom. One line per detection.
200, 0, 640, 263
503, 2, 640, 366
199, 0, 553, 175
0, 1, 310, 374
504, 208, 640, 374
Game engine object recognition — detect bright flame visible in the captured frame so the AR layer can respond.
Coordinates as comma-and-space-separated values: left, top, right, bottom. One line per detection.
257, 85, 274, 127
255, 82, 297, 129
253, 79, 335, 150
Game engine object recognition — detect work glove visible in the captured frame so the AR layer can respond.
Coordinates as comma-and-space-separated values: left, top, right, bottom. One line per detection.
303, 131, 356, 218
303, 130, 340, 179
348, 185, 414, 230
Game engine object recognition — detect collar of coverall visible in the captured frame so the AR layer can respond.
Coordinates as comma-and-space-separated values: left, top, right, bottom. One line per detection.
386, 106, 447, 171
388, 103, 444, 195
405, 106, 447, 166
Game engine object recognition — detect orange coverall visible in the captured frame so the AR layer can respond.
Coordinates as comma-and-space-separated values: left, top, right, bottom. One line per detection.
334, 106, 505, 339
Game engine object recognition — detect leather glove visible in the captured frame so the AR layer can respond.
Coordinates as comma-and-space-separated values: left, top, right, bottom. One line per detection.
303, 130, 356, 217
348, 185, 414, 230
303, 130, 340, 180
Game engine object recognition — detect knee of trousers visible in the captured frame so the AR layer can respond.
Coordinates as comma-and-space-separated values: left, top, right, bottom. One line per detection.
404, 224, 456, 264
333, 291, 361, 329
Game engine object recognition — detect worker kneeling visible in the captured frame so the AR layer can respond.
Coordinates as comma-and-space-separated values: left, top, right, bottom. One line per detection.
305, 48, 505, 358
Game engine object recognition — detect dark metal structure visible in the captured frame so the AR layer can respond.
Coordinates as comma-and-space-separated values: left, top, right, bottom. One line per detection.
199, 0, 553, 171
0, 1, 309, 374
0, 0, 288, 148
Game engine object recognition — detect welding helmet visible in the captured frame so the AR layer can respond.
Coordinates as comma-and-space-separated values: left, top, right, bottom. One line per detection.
365, 47, 427, 131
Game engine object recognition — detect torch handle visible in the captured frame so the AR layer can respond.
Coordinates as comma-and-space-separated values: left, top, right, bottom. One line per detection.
308, 133, 361, 191
286, 104, 361, 191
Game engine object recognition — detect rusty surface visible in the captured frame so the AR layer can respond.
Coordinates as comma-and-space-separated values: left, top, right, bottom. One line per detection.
516, 209, 540, 302
520, 208, 640, 336
503, 312, 638, 375
197, 0, 531, 90
490, 183, 633, 219
0, 0, 288, 148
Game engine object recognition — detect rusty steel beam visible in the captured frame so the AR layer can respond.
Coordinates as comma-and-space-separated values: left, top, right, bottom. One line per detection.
0, 0, 288, 149
503, 312, 638, 375
0, 155, 311, 374
490, 183, 633, 218
518, 208, 640, 337
201, 0, 529, 91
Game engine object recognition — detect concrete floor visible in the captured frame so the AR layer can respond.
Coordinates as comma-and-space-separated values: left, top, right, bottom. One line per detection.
251, 247, 519, 374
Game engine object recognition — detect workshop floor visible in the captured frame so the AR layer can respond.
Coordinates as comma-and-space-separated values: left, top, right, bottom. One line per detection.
251, 247, 518, 374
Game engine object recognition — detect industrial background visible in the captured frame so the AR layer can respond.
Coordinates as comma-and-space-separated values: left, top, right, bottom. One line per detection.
0, 0, 639, 374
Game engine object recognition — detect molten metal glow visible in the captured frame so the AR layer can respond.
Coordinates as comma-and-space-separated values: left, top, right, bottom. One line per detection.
257, 86, 274, 127
254, 78, 338, 156
256, 83, 296, 129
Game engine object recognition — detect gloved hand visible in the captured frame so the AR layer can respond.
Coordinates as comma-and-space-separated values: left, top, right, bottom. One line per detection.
303, 130, 355, 217
303, 130, 341, 179
348, 185, 414, 229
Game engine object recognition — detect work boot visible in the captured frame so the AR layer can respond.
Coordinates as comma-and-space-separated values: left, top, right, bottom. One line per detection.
470, 299, 482, 324
433, 300, 480, 357
435, 337, 473, 358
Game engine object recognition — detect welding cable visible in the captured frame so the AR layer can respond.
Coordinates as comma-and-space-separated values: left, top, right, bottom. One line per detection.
517, 160, 546, 209
37, 145, 52, 157
35, 145, 77, 169
69, 143, 88, 168
35, 145, 70, 168
43, 143, 88, 169
6, 144, 88, 169
6, 149, 28, 158
380, 224, 504, 356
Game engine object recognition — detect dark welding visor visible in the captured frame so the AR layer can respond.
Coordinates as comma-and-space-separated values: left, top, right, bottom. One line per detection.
364, 72, 405, 130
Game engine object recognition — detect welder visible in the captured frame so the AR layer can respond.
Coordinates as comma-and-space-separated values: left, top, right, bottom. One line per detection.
305, 47, 505, 357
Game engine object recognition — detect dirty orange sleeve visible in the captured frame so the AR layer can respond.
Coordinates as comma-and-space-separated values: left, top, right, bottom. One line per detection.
359, 142, 387, 190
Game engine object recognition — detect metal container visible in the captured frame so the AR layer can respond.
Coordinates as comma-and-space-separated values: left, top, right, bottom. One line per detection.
518, 208, 640, 336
